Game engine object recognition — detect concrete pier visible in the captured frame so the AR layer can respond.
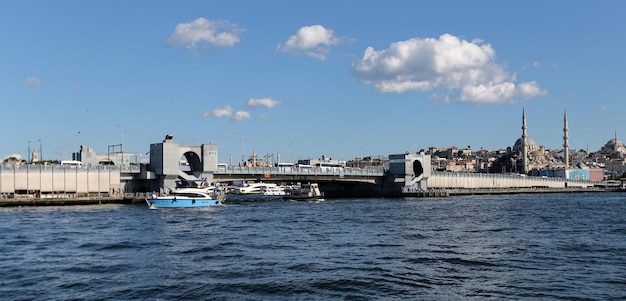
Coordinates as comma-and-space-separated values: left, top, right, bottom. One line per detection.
402, 191, 450, 197
0, 196, 146, 207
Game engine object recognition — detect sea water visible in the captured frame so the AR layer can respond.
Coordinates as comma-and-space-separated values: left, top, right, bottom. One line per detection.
1, 192, 625, 300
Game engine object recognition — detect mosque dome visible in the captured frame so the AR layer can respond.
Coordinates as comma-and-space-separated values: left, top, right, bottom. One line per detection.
513, 137, 538, 152
601, 137, 626, 154
605, 138, 624, 149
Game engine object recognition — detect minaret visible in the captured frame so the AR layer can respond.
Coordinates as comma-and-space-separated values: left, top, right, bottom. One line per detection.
32, 148, 39, 163
563, 109, 569, 168
615, 131, 619, 152
521, 107, 528, 174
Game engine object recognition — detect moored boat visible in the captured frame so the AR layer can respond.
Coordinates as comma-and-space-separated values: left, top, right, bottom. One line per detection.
227, 182, 287, 201
233, 182, 283, 195
283, 183, 324, 202
259, 185, 287, 196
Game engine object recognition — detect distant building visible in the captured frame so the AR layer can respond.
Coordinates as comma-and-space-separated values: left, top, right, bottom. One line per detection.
605, 158, 626, 178
73, 145, 134, 166
345, 156, 386, 169
298, 155, 345, 169
600, 132, 626, 156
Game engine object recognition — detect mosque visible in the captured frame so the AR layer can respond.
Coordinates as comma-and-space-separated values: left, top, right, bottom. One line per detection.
512, 108, 569, 174
596, 132, 626, 178
599, 132, 626, 156
512, 108, 610, 181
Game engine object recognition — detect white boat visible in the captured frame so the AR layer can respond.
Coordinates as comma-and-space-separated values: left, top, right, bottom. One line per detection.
233, 182, 280, 194
259, 185, 286, 196
145, 187, 224, 209
236, 183, 284, 196
284, 183, 324, 202
228, 182, 287, 201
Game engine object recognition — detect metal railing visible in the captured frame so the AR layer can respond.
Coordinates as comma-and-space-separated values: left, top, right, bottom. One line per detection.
216, 166, 384, 177
0, 164, 140, 173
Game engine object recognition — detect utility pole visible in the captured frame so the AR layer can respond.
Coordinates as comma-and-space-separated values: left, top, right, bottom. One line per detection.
117, 125, 124, 166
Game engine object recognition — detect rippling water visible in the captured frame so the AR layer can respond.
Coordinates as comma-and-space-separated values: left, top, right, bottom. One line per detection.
1, 192, 626, 300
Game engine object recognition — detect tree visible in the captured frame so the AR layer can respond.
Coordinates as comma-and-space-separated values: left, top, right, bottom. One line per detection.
489, 153, 521, 173
3, 156, 19, 163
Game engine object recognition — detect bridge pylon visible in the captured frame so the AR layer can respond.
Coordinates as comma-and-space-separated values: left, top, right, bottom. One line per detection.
386, 152, 432, 194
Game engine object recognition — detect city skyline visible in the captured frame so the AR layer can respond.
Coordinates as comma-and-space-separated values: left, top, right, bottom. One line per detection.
2, 1, 625, 163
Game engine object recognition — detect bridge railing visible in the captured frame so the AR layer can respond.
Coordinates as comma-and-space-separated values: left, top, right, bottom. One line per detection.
0, 164, 140, 173
216, 166, 384, 177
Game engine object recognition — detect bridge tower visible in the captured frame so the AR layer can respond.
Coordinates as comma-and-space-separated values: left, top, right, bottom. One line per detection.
149, 135, 218, 191
387, 152, 432, 193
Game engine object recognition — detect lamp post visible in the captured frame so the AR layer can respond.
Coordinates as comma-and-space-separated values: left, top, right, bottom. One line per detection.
74, 131, 81, 160
28, 140, 31, 163
117, 125, 124, 166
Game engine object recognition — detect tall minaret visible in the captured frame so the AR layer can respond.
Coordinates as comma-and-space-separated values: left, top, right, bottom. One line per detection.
521, 107, 528, 174
563, 109, 569, 167
615, 131, 619, 152
32, 148, 39, 163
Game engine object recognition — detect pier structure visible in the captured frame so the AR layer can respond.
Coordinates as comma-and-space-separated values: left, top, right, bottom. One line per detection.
0, 164, 129, 199
427, 172, 595, 189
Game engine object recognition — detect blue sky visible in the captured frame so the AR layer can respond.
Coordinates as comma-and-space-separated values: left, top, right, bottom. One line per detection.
2, 1, 625, 164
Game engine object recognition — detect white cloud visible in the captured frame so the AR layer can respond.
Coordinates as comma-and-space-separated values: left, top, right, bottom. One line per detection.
277, 25, 347, 61
353, 33, 547, 104
232, 111, 251, 122
203, 105, 233, 118
247, 97, 281, 109
204, 98, 280, 123
167, 18, 242, 54
593, 105, 608, 116
517, 81, 546, 99
23, 77, 42, 87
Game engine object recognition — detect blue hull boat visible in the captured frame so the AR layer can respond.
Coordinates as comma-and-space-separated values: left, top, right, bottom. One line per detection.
146, 198, 224, 209
146, 187, 225, 209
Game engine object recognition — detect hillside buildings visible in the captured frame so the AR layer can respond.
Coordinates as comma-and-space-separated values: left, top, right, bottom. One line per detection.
418, 108, 621, 181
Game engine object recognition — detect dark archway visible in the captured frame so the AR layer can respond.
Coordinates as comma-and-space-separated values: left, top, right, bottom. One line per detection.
180, 151, 202, 173
413, 160, 424, 178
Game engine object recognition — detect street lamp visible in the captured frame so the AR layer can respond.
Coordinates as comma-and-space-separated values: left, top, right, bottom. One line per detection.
74, 131, 81, 160
117, 125, 124, 166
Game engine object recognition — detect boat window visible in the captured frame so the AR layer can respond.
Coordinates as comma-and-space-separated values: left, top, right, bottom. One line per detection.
171, 192, 204, 198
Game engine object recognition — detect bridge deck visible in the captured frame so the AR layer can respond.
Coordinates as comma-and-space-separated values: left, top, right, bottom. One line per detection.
214, 166, 384, 184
